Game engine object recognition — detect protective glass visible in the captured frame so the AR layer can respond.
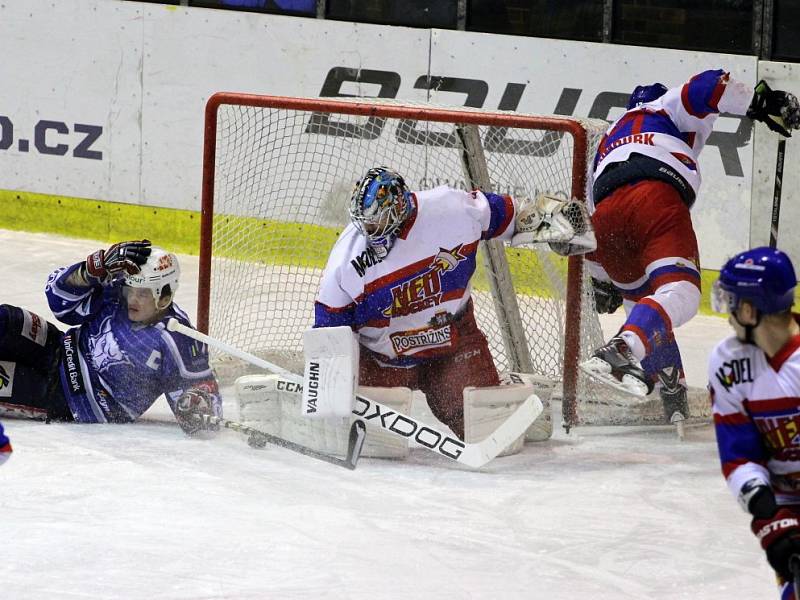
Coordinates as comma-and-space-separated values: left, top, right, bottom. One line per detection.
711, 279, 736, 314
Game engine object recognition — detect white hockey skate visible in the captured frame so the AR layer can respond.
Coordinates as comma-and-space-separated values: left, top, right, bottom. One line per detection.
579, 336, 654, 398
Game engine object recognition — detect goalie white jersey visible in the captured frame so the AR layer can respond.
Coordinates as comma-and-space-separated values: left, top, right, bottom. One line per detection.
709, 323, 800, 507
314, 185, 515, 365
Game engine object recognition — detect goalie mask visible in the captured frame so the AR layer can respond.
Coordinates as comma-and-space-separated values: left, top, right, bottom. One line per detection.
124, 246, 180, 305
349, 166, 412, 258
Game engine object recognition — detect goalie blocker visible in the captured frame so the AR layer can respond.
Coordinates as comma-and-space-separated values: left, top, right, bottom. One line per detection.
302, 326, 358, 419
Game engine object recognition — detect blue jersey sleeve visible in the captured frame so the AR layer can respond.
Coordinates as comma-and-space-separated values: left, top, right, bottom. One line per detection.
680, 69, 728, 119
159, 311, 222, 418
314, 299, 356, 328
480, 192, 515, 241
0, 421, 11, 465
45, 263, 115, 326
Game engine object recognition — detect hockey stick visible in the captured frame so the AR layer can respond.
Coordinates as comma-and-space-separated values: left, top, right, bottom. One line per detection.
167, 318, 542, 468
206, 414, 366, 470
789, 553, 800, 599
770, 139, 786, 248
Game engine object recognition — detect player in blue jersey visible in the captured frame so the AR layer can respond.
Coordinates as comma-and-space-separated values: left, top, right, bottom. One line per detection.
580, 70, 800, 426
0, 240, 221, 436
710, 247, 800, 599
0, 420, 11, 465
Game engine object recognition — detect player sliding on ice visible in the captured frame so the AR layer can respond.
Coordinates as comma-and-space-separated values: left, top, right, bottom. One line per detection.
312, 166, 595, 442
709, 247, 800, 599
0, 240, 220, 436
580, 70, 800, 426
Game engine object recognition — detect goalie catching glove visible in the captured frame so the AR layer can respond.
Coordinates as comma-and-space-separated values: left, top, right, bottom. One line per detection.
747, 80, 800, 138
511, 194, 596, 256
175, 388, 218, 437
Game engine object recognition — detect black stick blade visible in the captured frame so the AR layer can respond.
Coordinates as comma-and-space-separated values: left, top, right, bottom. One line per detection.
345, 420, 367, 470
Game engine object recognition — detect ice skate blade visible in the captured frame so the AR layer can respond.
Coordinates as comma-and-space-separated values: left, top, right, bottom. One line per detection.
579, 359, 649, 398
670, 412, 687, 441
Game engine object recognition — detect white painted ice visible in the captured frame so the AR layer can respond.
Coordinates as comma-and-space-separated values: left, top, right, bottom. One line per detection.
0, 230, 778, 599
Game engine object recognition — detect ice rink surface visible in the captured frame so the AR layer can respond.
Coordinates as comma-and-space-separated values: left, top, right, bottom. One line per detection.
0, 230, 779, 599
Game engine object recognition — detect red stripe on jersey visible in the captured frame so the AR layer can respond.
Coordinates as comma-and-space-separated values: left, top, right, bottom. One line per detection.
441, 288, 467, 303
360, 318, 390, 329
769, 334, 800, 372
680, 84, 697, 116
708, 79, 726, 112
365, 254, 437, 294
640, 297, 674, 331
747, 396, 800, 413
316, 300, 356, 314
685, 132, 696, 148
631, 113, 645, 135
364, 240, 480, 295
722, 457, 753, 479
714, 411, 751, 426
493, 195, 515, 239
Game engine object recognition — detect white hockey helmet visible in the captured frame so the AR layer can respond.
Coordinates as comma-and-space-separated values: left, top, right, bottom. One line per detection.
124, 246, 180, 304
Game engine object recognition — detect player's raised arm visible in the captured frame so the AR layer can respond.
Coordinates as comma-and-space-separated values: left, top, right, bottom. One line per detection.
46, 239, 152, 326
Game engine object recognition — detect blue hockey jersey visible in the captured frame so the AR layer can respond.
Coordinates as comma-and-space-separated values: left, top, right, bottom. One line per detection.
45, 262, 222, 423
0, 420, 10, 465
592, 69, 753, 209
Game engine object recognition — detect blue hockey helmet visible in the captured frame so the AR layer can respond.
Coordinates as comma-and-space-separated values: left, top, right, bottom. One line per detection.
626, 83, 668, 110
712, 247, 797, 315
349, 166, 412, 257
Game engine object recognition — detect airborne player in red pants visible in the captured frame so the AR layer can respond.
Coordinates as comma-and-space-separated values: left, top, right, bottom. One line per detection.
580, 70, 800, 426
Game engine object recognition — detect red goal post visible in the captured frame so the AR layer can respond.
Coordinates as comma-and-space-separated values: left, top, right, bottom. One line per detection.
198, 92, 609, 429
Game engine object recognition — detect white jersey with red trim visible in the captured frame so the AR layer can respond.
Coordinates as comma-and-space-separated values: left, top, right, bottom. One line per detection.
710, 326, 800, 507
314, 186, 516, 365
592, 69, 753, 207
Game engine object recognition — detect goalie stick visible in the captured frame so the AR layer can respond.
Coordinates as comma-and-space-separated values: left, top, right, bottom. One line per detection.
207, 414, 366, 470
167, 319, 542, 468
791, 554, 800, 600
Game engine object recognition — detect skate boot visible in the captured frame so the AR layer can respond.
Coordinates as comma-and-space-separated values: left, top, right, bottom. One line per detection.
658, 367, 689, 425
579, 336, 654, 397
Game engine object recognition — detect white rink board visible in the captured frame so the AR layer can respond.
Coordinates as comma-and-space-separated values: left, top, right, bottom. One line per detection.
751, 61, 800, 261
0, 0, 143, 203
0, 0, 789, 268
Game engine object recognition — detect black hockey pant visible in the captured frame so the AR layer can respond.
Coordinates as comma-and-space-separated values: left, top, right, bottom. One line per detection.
0, 304, 72, 421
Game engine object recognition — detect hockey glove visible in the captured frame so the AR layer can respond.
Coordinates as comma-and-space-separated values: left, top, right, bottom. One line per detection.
747, 80, 800, 138
752, 506, 800, 581
175, 388, 218, 437
592, 278, 623, 314
85, 240, 152, 284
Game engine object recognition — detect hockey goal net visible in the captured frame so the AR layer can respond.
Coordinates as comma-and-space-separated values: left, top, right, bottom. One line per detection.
199, 93, 632, 429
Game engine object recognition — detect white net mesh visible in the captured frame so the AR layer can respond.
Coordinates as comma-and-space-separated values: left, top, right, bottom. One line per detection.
201, 96, 656, 426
